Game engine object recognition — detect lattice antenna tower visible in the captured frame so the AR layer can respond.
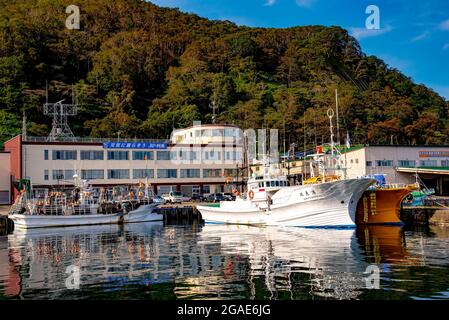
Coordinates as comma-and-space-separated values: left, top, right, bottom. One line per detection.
44, 83, 77, 141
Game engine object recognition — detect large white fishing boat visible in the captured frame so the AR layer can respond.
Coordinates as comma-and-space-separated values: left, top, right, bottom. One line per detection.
197, 107, 375, 228
197, 176, 374, 228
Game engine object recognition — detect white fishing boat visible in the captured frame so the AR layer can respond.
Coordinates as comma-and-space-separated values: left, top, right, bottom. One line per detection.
9, 175, 123, 229
123, 203, 163, 223
197, 177, 374, 228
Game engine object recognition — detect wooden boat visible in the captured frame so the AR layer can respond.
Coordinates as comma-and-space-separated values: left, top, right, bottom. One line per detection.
356, 183, 419, 225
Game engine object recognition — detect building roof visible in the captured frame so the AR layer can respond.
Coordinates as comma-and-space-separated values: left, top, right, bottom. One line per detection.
396, 166, 449, 175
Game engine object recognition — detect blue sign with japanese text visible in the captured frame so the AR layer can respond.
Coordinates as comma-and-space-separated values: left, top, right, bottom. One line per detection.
102, 142, 168, 149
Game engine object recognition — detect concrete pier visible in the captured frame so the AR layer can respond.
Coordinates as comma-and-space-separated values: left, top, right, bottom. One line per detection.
0, 205, 13, 235
155, 204, 202, 224
401, 207, 449, 226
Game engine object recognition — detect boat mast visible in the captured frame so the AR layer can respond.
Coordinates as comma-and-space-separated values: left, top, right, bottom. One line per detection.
335, 89, 341, 146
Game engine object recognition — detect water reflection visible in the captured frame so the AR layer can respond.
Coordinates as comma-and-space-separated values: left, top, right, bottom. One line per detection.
1, 223, 448, 300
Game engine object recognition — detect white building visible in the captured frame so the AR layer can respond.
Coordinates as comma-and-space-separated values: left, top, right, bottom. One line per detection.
250, 145, 449, 196
4, 124, 244, 202
336, 145, 449, 194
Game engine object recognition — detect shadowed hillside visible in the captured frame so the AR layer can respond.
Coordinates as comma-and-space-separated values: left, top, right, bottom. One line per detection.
0, 0, 448, 147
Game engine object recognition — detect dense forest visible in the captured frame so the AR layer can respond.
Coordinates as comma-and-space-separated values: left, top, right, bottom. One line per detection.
0, 0, 448, 148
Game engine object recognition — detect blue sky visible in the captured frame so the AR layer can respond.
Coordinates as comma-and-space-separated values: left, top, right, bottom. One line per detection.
150, 0, 449, 100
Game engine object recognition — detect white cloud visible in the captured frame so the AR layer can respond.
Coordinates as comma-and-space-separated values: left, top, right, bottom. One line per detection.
349, 24, 393, 40
410, 31, 431, 43
264, 0, 276, 6
439, 19, 449, 30
295, 0, 316, 8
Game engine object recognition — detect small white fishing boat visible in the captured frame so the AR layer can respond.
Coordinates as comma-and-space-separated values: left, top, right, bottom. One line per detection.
9, 212, 123, 229
123, 203, 163, 223
9, 175, 123, 229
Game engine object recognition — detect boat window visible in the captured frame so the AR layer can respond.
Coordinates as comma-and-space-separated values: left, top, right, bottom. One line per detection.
276, 181, 280, 187
300, 193, 303, 197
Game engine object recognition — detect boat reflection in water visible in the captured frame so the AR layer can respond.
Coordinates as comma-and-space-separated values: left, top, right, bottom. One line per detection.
197, 225, 373, 299
1, 222, 449, 300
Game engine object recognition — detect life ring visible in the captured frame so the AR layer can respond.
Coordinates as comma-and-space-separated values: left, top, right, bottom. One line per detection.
248, 190, 254, 200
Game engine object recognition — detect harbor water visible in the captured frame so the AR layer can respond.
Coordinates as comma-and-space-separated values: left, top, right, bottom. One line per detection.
1, 222, 449, 300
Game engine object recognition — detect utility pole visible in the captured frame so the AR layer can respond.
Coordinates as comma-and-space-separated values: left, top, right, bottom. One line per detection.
335, 89, 341, 146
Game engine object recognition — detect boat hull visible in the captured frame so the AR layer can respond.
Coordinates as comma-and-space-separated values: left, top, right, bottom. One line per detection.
356, 187, 414, 224
197, 179, 374, 228
9, 213, 123, 229
123, 204, 163, 223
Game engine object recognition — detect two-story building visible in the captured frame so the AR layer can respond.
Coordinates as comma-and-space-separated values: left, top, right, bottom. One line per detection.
3, 124, 244, 203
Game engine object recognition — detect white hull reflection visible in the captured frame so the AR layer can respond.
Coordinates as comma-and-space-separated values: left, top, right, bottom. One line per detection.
199, 224, 371, 299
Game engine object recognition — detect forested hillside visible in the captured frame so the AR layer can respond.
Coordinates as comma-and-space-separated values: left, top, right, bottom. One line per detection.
1, 0, 448, 147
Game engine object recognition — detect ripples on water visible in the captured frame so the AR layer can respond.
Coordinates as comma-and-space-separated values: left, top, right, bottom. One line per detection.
0, 222, 448, 300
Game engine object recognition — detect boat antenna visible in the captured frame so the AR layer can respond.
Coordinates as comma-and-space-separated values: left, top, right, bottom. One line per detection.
327, 108, 335, 156
335, 89, 341, 146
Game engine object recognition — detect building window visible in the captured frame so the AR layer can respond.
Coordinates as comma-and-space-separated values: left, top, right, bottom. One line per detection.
355, 159, 359, 164
376, 160, 394, 167
107, 169, 130, 179
203, 169, 222, 178
157, 169, 177, 178
225, 151, 241, 160
442, 160, 449, 167
107, 151, 129, 160
398, 160, 416, 167
52, 169, 75, 180
81, 150, 104, 160
44, 150, 49, 160
366, 161, 372, 167
133, 169, 154, 179
180, 169, 200, 178
157, 151, 170, 160
178, 151, 198, 161
203, 150, 221, 160
420, 160, 437, 167
52, 150, 77, 160
224, 169, 238, 176
203, 185, 211, 194
132, 151, 154, 160
81, 170, 104, 180
44, 169, 49, 181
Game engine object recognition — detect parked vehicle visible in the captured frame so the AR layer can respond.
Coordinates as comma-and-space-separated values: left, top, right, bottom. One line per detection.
152, 195, 166, 204
182, 194, 192, 202
206, 193, 226, 203
223, 192, 236, 201
191, 193, 205, 202
162, 191, 183, 203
